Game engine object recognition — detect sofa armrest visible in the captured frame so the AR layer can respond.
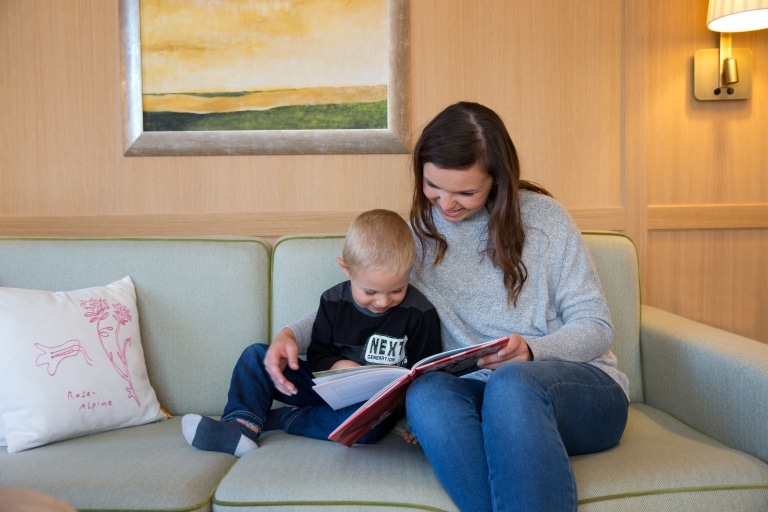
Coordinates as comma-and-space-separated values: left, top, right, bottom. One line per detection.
640, 305, 768, 464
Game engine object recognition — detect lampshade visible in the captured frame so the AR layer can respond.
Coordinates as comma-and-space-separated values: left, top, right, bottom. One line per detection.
708, 0, 768, 32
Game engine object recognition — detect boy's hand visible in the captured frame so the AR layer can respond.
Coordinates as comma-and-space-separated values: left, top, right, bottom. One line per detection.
330, 359, 361, 370
264, 328, 300, 395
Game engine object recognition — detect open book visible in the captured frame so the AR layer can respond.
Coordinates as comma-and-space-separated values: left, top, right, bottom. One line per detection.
312, 336, 510, 447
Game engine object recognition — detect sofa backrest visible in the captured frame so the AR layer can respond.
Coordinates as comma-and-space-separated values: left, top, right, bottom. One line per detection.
582, 232, 642, 402
0, 237, 271, 416
0, 231, 642, 419
271, 231, 643, 403
271, 235, 347, 338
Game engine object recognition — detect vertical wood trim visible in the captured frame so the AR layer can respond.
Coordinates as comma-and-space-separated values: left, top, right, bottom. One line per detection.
623, 0, 650, 296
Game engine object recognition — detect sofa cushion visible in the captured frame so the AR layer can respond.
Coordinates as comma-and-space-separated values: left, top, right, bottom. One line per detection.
213, 404, 768, 511
271, 235, 346, 338
573, 404, 768, 510
214, 429, 457, 511
0, 237, 271, 417
0, 417, 235, 511
0, 276, 166, 453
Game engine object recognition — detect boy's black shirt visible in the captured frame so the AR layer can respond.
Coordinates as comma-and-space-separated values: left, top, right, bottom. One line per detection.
308, 281, 442, 373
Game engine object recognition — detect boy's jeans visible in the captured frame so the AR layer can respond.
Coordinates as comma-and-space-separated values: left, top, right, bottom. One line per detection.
221, 343, 398, 444
406, 361, 628, 512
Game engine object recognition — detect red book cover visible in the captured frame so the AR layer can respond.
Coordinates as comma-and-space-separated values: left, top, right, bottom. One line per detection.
326, 336, 510, 447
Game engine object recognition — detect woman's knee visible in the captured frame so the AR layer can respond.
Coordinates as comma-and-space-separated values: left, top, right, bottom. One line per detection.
406, 374, 484, 445
406, 373, 485, 429
406, 372, 453, 412
485, 362, 544, 398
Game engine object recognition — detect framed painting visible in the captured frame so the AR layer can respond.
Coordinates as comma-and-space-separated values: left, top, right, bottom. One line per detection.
119, 0, 410, 156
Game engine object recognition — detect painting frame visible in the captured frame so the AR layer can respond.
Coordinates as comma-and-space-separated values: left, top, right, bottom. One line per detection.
119, 0, 410, 156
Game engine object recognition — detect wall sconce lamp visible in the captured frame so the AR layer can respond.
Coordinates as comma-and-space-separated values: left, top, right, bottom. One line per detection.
694, 0, 768, 101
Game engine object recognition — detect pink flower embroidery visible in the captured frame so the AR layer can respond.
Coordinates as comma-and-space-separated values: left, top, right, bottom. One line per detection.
82, 298, 110, 323
34, 339, 94, 376
81, 298, 140, 406
113, 303, 132, 325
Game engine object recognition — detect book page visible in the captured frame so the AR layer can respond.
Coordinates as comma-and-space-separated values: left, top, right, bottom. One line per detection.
312, 367, 409, 409
412, 336, 510, 368
312, 365, 400, 384
413, 336, 510, 375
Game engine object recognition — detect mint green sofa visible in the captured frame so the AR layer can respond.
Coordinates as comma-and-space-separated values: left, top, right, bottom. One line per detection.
1, 232, 767, 511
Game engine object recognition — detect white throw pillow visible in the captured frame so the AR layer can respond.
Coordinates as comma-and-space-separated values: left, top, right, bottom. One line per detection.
0, 276, 167, 453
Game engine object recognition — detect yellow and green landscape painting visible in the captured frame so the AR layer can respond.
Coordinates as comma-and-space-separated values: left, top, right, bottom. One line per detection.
139, 0, 388, 131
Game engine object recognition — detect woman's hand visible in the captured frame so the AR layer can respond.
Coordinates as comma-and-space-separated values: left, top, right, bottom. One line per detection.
264, 328, 301, 395
477, 333, 532, 370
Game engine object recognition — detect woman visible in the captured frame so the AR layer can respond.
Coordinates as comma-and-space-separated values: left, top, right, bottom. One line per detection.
265, 102, 629, 512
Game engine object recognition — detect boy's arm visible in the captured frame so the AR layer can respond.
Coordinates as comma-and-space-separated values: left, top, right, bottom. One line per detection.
306, 297, 346, 372
404, 308, 443, 368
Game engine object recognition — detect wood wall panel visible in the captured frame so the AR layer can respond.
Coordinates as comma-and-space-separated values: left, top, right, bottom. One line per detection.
0, 0, 623, 220
647, 230, 768, 343
409, 0, 624, 208
2, 0, 767, 343
647, 0, 768, 206
645, 0, 768, 343
0, 1, 415, 217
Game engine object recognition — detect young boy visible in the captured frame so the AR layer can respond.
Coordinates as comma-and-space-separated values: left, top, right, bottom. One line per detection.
182, 209, 441, 456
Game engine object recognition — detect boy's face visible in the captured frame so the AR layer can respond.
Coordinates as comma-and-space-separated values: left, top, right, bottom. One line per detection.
346, 266, 410, 315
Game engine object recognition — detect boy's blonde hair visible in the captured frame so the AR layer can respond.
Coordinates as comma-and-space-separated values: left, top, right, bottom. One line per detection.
342, 209, 416, 277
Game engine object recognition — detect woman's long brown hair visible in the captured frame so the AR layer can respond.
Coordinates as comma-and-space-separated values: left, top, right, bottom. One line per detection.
410, 102, 551, 306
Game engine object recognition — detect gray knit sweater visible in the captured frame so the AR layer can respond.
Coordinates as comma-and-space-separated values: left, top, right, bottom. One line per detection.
289, 190, 629, 399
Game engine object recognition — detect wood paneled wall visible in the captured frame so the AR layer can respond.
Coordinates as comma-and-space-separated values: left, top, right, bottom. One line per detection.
1, 0, 766, 343
646, 1, 768, 343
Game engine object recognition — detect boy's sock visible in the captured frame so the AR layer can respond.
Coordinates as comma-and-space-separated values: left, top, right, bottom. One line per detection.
181, 414, 258, 457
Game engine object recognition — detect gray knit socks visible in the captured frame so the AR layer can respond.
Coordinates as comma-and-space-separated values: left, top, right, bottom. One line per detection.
181, 414, 258, 457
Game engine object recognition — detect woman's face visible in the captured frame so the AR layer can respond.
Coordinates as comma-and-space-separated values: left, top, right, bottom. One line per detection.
422, 162, 494, 223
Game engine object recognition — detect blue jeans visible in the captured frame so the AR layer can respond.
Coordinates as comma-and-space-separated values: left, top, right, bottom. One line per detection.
405, 361, 628, 512
222, 343, 398, 444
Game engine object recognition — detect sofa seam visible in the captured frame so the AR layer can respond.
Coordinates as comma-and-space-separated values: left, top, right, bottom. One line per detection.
211, 498, 451, 511
577, 483, 768, 505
